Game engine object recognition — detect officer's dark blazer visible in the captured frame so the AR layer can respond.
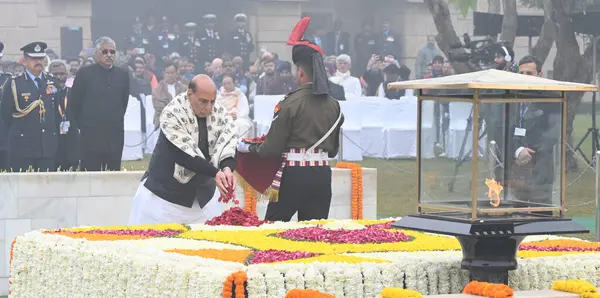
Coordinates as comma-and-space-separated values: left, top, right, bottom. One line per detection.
377, 30, 402, 58
154, 29, 179, 58
326, 31, 351, 56
228, 28, 255, 59
0, 72, 58, 159
197, 27, 222, 64
179, 34, 201, 61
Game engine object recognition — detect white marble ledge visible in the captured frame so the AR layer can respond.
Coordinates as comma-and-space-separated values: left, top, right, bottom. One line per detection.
427, 290, 579, 298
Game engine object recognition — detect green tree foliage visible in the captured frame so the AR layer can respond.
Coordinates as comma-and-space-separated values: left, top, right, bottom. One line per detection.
448, 0, 478, 16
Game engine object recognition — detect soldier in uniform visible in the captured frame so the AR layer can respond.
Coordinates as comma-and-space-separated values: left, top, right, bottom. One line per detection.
198, 14, 222, 68
124, 17, 148, 55
0, 42, 12, 170
179, 23, 201, 65
229, 13, 254, 68
154, 16, 178, 80
155, 16, 178, 61
0, 42, 59, 172
237, 17, 344, 221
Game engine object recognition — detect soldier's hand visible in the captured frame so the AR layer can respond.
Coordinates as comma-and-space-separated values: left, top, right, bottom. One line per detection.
517, 148, 535, 165
237, 140, 250, 153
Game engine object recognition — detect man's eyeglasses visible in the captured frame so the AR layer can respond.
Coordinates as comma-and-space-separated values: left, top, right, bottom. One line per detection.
101, 49, 116, 55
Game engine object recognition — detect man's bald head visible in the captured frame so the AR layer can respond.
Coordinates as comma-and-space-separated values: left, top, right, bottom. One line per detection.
212, 58, 223, 66
187, 74, 217, 117
211, 58, 223, 75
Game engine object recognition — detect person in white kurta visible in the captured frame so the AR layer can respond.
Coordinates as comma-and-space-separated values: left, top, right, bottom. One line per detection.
218, 75, 254, 138
329, 54, 363, 98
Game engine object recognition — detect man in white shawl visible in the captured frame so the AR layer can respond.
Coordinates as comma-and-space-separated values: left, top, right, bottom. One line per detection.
128, 75, 237, 224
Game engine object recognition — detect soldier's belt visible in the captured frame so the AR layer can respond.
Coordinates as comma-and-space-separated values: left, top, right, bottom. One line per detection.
11, 79, 46, 121
286, 152, 329, 162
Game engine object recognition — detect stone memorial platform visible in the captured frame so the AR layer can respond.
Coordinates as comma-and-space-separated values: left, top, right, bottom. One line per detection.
0, 168, 376, 295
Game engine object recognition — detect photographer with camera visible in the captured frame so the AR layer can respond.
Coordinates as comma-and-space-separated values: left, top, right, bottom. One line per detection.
494, 43, 518, 72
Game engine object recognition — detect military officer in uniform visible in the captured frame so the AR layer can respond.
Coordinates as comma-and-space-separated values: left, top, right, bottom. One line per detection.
155, 16, 178, 60
124, 17, 148, 55
229, 13, 255, 68
1, 42, 59, 172
0, 42, 12, 170
198, 14, 222, 68
179, 23, 201, 66
237, 18, 344, 221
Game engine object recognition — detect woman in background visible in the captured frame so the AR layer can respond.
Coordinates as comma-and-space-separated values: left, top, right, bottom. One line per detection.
217, 75, 253, 138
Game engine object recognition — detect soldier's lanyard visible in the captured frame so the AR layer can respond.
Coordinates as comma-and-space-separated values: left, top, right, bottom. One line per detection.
58, 94, 68, 121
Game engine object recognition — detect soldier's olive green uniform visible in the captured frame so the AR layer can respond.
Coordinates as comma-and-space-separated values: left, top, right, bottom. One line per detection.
250, 84, 344, 221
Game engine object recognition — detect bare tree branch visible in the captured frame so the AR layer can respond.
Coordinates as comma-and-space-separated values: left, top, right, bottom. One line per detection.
423, 0, 475, 73
530, 0, 557, 64
499, 0, 518, 45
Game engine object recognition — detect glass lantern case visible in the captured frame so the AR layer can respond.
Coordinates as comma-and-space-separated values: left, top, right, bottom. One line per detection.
388, 69, 594, 284
390, 69, 597, 222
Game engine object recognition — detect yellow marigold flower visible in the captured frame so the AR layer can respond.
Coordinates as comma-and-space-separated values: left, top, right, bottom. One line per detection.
551, 280, 598, 295
379, 287, 423, 298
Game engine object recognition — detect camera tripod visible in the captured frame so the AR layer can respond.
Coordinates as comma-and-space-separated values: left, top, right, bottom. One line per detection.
572, 36, 600, 167
447, 106, 487, 192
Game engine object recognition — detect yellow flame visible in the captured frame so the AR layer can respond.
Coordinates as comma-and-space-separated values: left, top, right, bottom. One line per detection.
485, 178, 503, 207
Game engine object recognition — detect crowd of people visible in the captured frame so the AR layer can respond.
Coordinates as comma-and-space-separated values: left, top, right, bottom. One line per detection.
0, 13, 447, 174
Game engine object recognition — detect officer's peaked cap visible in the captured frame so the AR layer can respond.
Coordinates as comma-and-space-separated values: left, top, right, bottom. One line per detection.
234, 13, 247, 21
20, 42, 47, 58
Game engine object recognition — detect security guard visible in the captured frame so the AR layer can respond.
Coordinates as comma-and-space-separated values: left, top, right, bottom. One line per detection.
229, 13, 255, 67
179, 22, 201, 65
0, 42, 59, 172
198, 14, 221, 66
0, 42, 11, 170
237, 18, 344, 221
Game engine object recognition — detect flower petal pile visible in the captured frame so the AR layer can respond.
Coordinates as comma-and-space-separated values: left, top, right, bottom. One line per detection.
276, 226, 411, 244
249, 250, 320, 264
9, 219, 600, 297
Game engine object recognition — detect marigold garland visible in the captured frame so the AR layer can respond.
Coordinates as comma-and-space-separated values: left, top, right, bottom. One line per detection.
463, 281, 514, 298
285, 289, 335, 298
335, 162, 363, 219
223, 271, 247, 298
379, 287, 424, 298
243, 184, 258, 215
551, 280, 600, 298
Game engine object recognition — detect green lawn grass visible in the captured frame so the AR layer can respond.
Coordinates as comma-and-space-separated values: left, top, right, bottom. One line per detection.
122, 114, 600, 240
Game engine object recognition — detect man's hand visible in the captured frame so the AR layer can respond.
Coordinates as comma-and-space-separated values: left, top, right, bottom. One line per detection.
223, 167, 236, 190
517, 148, 535, 165
237, 140, 250, 153
215, 170, 228, 196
